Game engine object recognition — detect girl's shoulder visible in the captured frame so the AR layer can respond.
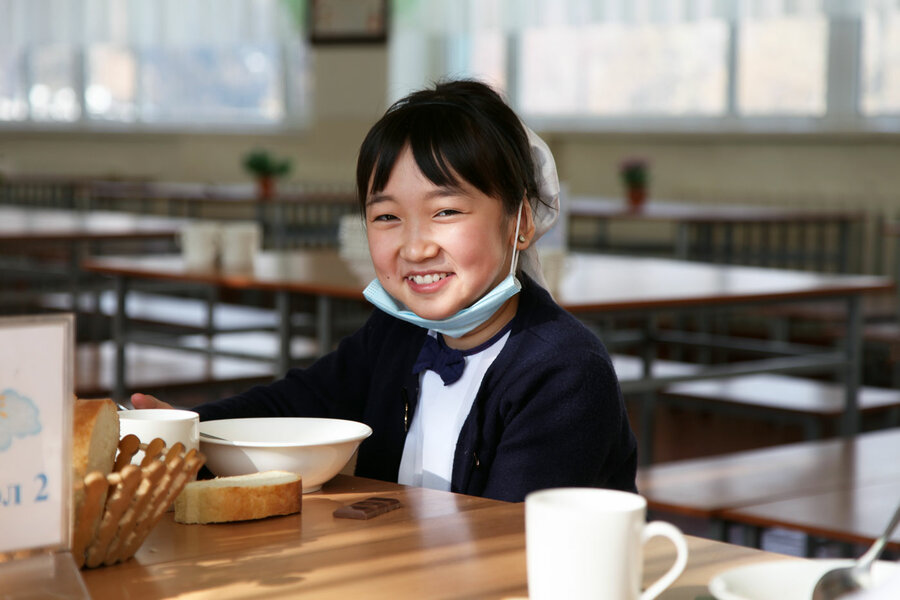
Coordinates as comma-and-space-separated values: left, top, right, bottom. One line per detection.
515, 281, 609, 356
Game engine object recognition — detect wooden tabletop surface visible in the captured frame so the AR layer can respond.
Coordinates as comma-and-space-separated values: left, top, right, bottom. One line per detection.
89, 180, 357, 205
720, 478, 900, 548
0, 207, 186, 242
550, 253, 891, 312
637, 427, 900, 519
568, 196, 864, 224
82, 250, 374, 299
81, 250, 893, 311
80, 474, 796, 599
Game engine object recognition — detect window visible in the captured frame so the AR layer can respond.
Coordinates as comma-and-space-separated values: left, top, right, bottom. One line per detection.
736, 14, 827, 116
390, 0, 900, 133
519, 20, 728, 117
0, 0, 310, 130
861, 0, 900, 116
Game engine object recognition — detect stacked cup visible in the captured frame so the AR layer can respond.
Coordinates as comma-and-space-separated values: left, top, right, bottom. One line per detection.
179, 221, 262, 273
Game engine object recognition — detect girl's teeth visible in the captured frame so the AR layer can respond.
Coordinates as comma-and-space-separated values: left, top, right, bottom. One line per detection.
411, 273, 446, 284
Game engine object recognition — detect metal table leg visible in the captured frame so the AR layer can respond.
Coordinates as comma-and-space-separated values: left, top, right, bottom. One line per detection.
316, 295, 333, 357
276, 291, 292, 376
205, 286, 218, 353
842, 294, 863, 436
638, 315, 658, 465
112, 276, 129, 402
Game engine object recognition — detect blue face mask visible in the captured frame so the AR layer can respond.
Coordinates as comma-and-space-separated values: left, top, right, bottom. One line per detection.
363, 204, 524, 339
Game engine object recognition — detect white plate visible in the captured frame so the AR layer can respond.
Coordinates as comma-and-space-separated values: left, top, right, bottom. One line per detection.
709, 558, 900, 600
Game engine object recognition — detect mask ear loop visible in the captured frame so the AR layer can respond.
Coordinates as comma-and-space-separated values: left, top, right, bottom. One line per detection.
510, 202, 523, 277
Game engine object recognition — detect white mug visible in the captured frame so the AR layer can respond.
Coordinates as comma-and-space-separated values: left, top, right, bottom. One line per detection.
526, 487, 688, 600
118, 409, 200, 464
179, 222, 221, 270
219, 221, 261, 272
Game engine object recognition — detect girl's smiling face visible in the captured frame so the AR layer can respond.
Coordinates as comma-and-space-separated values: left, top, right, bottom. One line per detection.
365, 145, 533, 347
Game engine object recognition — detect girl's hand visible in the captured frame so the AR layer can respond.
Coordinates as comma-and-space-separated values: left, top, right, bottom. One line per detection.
130, 393, 174, 410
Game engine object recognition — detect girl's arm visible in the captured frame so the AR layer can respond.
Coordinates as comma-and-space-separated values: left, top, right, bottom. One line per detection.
190, 314, 378, 422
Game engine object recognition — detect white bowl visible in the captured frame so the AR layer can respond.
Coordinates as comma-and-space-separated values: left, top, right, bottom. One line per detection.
709, 558, 900, 600
199, 417, 373, 493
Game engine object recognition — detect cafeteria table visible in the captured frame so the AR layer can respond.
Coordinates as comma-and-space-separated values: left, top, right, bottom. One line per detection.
0, 206, 185, 313
77, 474, 800, 599
0, 206, 186, 242
87, 180, 358, 248
568, 196, 864, 273
637, 427, 900, 549
82, 250, 892, 449
720, 479, 900, 552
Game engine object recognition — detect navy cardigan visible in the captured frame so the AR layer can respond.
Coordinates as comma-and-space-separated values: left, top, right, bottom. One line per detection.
195, 274, 638, 502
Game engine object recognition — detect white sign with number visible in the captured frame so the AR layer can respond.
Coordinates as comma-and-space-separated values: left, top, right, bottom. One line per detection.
0, 314, 73, 554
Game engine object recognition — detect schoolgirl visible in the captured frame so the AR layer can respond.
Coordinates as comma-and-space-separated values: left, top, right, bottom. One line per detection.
134, 79, 637, 502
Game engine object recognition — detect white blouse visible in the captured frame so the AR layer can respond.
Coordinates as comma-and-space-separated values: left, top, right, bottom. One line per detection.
397, 330, 510, 491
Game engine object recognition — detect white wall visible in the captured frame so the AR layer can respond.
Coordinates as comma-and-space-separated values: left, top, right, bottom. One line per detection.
549, 131, 900, 212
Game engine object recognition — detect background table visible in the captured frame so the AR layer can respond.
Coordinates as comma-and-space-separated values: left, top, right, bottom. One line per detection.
0, 207, 186, 315
80, 474, 798, 599
637, 427, 900, 550
0, 206, 186, 241
83, 251, 893, 452
81, 250, 373, 399
568, 196, 865, 273
87, 180, 358, 249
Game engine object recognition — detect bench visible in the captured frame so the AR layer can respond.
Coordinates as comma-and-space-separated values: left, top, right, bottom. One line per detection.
610, 354, 702, 381
741, 291, 898, 351
662, 373, 900, 439
75, 341, 275, 399
41, 290, 312, 333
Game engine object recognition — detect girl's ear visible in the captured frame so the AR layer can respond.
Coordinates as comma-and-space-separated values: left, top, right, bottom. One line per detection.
515, 199, 537, 250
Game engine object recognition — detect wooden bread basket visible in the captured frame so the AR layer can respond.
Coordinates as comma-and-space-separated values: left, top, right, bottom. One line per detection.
72, 434, 205, 569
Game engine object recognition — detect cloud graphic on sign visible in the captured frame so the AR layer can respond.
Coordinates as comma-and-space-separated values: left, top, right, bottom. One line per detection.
0, 388, 42, 452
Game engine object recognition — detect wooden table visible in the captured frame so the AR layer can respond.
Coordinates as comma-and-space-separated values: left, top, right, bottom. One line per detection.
0, 207, 186, 312
0, 207, 186, 242
569, 196, 864, 273
721, 479, 900, 551
88, 180, 357, 248
637, 428, 900, 545
550, 253, 890, 446
80, 474, 797, 599
82, 251, 892, 447
82, 251, 373, 399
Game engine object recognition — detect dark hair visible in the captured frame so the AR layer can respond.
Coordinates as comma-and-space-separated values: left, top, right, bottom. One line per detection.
356, 79, 540, 217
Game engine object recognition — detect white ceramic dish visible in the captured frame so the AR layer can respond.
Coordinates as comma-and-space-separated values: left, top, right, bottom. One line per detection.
199, 417, 373, 493
709, 558, 900, 600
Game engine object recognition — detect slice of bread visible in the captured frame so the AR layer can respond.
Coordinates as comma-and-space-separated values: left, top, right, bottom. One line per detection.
71, 398, 120, 553
174, 471, 302, 524
72, 398, 120, 481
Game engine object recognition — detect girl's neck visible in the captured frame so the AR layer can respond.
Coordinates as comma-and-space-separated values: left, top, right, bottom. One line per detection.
442, 295, 519, 351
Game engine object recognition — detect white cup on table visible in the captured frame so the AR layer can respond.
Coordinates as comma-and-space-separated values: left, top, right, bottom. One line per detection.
220, 221, 262, 273
179, 222, 221, 270
118, 409, 200, 465
526, 487, 688, 600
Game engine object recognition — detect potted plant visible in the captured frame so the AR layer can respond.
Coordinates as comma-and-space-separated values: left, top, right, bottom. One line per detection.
242, 149, 292, 200
619, 158, 649, 210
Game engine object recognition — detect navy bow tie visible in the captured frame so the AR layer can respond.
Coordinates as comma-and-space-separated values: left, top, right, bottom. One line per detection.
412, 335, 466, 385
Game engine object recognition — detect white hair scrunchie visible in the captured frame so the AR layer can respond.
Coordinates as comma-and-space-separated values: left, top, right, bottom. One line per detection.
519, 126, 560, 289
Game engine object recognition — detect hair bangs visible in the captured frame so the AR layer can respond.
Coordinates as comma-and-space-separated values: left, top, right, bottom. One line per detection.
357, 79, 537, 216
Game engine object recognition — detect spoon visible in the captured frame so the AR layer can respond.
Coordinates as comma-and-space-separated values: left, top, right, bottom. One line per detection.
811, 498, 900, 599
